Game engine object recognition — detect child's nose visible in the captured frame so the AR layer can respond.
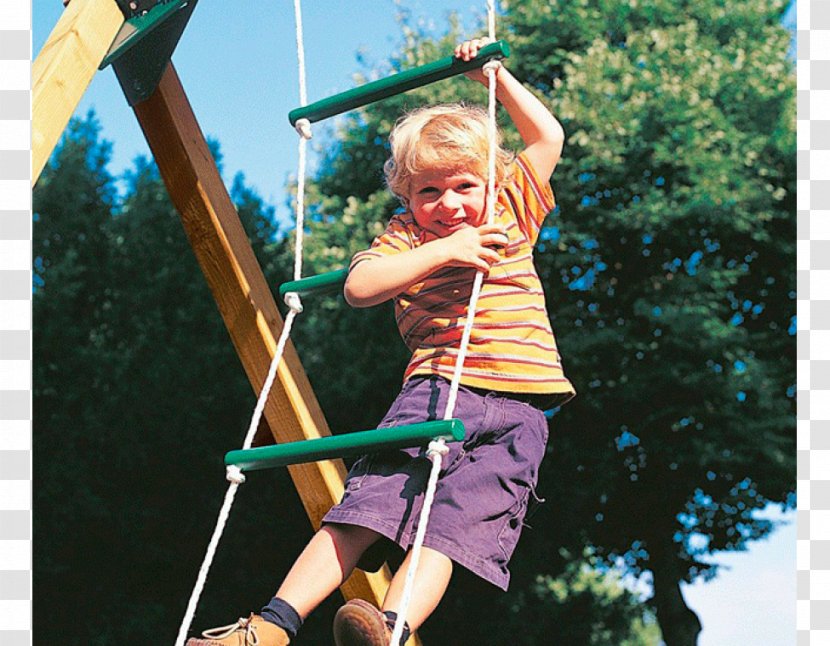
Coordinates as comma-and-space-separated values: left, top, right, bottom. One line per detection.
438, 190, 462, 210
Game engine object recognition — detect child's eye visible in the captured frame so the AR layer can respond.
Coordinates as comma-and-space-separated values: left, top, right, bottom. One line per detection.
418, 187, 439, 195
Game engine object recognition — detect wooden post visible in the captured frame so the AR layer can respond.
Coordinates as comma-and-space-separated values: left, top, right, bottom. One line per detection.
130, 63, 399, 613
32, 0, 124, 185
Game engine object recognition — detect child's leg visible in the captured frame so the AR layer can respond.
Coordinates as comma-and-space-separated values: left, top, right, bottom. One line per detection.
188, 525, 382, 646
274, 523, 382, 618
381, 546, 453, 632
332, 547, 452, 646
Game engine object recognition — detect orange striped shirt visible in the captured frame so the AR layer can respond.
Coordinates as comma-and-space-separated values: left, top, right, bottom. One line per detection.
351, 152, 575, 403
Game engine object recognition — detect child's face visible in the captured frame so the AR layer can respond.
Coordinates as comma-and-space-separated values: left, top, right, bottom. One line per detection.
409, 168, 487, 239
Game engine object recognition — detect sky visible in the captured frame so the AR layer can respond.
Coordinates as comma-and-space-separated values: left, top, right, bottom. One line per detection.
33, 1, 796, 643
682, 506, 795, 646
33, 0, 495, 224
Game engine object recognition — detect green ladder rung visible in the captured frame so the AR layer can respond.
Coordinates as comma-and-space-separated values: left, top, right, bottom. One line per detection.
288, 39, 510, 126
225, 419, 465, 472
278, 268, 348, 298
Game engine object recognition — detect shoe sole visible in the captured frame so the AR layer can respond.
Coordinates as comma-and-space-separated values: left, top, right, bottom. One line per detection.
333, 599, 390, 646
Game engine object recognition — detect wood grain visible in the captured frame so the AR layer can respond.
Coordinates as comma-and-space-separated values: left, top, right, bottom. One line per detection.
131, 63, 401, 617
32, 0, 123, 184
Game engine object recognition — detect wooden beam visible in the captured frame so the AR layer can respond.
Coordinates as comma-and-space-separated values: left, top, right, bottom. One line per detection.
130, 63, 399, 615
32, 0, 124, 185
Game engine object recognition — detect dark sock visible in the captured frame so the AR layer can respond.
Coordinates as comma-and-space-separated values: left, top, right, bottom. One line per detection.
383, 611, 411, 646
260, 597, 303, 639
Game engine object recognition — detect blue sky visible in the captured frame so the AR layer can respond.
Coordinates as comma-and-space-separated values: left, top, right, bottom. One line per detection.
33, 1, 796, 643
682, 506, 795, 645
33, 0, 493, 223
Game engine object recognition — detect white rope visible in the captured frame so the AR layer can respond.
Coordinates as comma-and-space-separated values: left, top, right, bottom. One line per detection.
175, 3, 313, 641
294, 129, 311, 282
390, 7, 500, 642
293, 0, 311, 281
388, 440, 449, 646
294, 0, 308, 108
487, 0, 496, 41
174, 480, 241, 646
439, 57, 500, 424
174, 305, 302, 646
176, 1, 499, 641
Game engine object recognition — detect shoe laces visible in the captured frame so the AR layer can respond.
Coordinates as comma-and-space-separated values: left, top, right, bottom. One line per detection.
201, 615, 262, 645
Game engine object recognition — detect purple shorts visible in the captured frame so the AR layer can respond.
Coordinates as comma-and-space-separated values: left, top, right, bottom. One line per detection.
322, 375, 550, 590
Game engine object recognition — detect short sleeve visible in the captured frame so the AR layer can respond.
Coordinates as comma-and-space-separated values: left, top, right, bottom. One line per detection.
350, 214, 416, 270
501, 151, 556, 246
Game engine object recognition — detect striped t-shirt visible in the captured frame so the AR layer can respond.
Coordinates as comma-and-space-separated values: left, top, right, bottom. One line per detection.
351, 152, 575, 403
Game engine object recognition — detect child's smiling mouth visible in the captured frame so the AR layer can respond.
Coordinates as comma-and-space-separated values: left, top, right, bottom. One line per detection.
440, 219, 468, 230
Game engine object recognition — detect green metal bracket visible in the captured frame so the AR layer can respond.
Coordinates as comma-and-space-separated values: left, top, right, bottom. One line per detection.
278, 268, 349, 299
289, 39, 510, 126
225, 419, 465, 472
101, 0, 198, 106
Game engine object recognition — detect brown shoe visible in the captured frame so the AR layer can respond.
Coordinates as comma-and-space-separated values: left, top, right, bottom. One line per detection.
332, 599, 392, 646
187, 613, 290, 646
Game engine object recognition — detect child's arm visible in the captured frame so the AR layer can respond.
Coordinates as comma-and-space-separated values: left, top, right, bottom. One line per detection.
456, 38, 564, 182
344, 223, 506, 308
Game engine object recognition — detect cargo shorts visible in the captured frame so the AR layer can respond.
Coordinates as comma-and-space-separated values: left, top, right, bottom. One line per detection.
322, 375, 550, 590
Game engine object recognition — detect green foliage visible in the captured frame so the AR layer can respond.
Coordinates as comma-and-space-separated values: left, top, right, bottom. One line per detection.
500, 0, 795, 571
514, 549, 663, 646
32, 115, 343, 644
418, 548, 661, 645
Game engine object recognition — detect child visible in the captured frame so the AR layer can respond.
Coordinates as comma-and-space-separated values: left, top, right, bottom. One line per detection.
188, 38, 575, 646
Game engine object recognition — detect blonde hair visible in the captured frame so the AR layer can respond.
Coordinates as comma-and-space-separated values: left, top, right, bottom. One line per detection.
383, 103, 514, 203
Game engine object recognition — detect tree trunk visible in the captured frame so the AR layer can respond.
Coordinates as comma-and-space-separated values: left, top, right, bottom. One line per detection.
650, 554, 702, 646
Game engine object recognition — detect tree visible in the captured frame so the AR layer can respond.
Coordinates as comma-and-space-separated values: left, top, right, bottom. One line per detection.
32, 114, 120, 627
414, 545, 662, 645
32, 117, 340, 643
509, 549, 663, 646
500, 1, 795, 642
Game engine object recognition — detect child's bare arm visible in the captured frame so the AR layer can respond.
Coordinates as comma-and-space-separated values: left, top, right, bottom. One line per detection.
456, 38, 564, 181
344, 224, 507, 308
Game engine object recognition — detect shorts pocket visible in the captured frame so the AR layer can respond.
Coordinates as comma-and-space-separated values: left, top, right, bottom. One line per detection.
344, 454, 373, 492
376, 417, 400, 430
497, 487, 530, 563
375, 377, 428, 429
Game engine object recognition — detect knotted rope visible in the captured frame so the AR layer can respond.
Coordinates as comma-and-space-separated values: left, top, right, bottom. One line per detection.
389, 4, 500, 643
173, 2, 311, 642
